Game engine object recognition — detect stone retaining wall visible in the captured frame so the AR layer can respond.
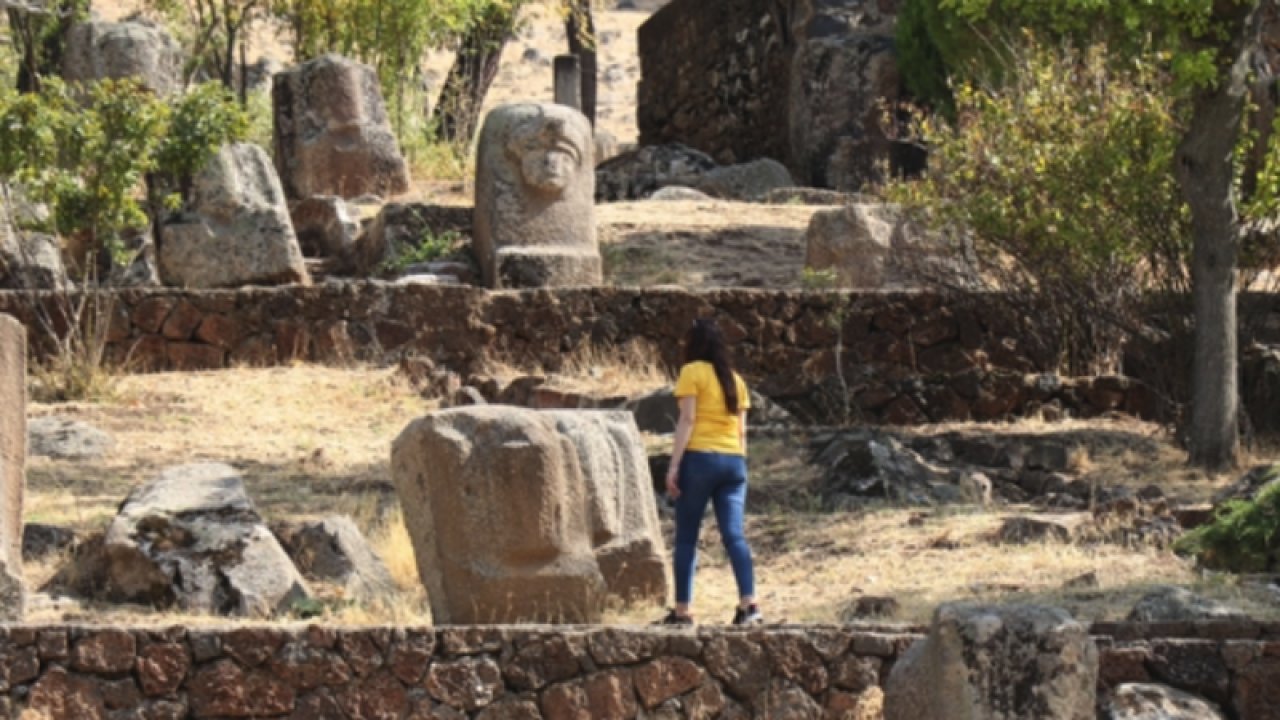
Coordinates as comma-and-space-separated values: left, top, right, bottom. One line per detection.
0, 284, 1157, 425
4, 286, 1280, 426
0, 622, 1277, 718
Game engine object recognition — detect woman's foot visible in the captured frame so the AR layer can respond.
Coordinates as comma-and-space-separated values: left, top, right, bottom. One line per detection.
732, 603, 764, 625
657, 608, 695, 625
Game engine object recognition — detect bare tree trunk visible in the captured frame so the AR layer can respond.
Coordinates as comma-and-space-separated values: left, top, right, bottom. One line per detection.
565, 0, 596, 126
1176, 3, 1258, 471
430, 5, 516, 145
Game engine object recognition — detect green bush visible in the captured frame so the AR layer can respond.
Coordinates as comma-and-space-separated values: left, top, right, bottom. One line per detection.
1175, 466, 1280, 573
0, 79, 246, 268
885, 42, 1190, 374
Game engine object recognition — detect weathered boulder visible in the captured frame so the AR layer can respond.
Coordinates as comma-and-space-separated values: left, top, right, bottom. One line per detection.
22, 523, 78, 561
1126, 586, 1247, 623
274, 515, 396, 602
803, 203, 908, 287
97, 463, 310, 616
546, 410, 667, 603
694, 158, 795, 201
290, 196, 359, 273
595, 143, 717, 202
884, 603, 1098, 720
647, 186, 715, 202
27, 417, 115, 460
0, 229, 65, 289
272, 54, 411, 200
0, 315, 25, 620
1102, 683, 1225, 720
160, 143, 310, 288
474, 103, 601, 288
392, 406, 606, 624
812, 430, 956, 506
62, 19, 183, 95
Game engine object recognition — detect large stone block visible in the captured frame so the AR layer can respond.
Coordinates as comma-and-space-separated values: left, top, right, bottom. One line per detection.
392, 406, 606, 624
272, 54, 411, 200
474, 103, 601, 288
546, 410, 668, 604
884, 603, 1098, 720
0, 315, 24, 620
62, 19, 183, 96
160, 143, 310, 288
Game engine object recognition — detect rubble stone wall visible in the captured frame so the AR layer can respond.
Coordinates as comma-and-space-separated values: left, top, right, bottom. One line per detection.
0, 622, 1277, 718
1, 286, 1278, 426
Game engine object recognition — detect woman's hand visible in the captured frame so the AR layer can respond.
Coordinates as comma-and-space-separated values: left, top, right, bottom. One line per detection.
665, 467, 681, 499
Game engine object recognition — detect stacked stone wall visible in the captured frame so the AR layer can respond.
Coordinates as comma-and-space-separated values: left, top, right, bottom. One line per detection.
0, 622, 1276, 718
3, 286, 1280, 426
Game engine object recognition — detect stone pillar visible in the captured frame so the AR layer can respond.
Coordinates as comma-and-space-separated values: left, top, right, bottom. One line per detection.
885, 603, 1097, 720
0, 315, 25, 620
473, 103, 601, 288
554, 55, 583, 111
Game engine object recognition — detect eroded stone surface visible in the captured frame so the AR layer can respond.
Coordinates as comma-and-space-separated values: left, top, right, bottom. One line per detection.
0, 315, 24, 621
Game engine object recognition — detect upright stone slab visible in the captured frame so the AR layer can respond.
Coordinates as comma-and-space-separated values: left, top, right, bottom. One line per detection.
272, 54, 411, 200
392, 406, 606, 624
159, 143, 310, 288
0, 315, 24, 619
885, 603, 1098, 720
62, 19, 183, 96
474, 103, 601, 288
546, 410, 668, 604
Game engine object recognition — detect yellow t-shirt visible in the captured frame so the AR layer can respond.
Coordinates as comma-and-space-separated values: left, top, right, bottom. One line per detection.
673, 361, 751, 455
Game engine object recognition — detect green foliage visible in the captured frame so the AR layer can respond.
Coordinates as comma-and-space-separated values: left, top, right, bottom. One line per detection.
273, 0, 528, 139
381, 228, 463, 273
886, 43, 1191, 373
1175, 466, 1280, 572
157, 82, 249, 183
896, 0, 1229, 108
0, 79, 247, 267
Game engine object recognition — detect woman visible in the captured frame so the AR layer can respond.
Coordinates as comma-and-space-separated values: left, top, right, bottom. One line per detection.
661, 317, 761, 625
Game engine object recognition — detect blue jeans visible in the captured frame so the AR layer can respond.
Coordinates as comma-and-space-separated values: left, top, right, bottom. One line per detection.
673, 450, 755, 604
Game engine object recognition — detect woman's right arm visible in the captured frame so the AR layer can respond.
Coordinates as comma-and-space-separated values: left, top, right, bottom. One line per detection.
666, 396, 696, 499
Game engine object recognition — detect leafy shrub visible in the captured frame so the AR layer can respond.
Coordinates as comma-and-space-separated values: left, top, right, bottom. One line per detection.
382, 229, 464, 273
885, 42, 1190, 375
0, 79, 246, 269
1175, 466, 1280, 572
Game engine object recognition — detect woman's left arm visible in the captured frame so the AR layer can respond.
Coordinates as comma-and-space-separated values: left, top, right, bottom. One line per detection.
739, 410, 748, 456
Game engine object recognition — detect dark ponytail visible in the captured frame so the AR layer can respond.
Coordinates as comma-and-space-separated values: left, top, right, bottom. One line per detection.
683, 317, 740, 413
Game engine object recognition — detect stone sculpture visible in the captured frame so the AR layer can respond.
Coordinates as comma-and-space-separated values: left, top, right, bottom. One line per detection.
547, 410, 668, 603
273, 54, 411, 200
474, 103, 601, 288
392, 406, 607, 624
0, 315, 24, 620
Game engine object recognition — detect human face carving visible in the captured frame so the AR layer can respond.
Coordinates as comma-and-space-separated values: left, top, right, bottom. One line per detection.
509, 116, 584, 195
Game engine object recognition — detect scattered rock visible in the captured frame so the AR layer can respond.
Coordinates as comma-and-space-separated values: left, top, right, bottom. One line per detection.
1126, 586, 1247, 623
160, 143, 310, 288
885, 603, 1098, 720
1212, 463, 1280, 505
354, 202, 471, 277
290, 196, 359, 273
995, 516, 1078, 545
803, 203, 907, 288
812, 431, 954, 506
840, 595, 899, 620
1102, 683, 1225, 720
1063, 571, 1098, 590
764, 187, 869, 205
595, 143, 718, 202
27, 417, 115, 460
273, 516, 396, 602
85, 463, 311, 616
646, 186, 714, 202
694, 158, 795, 202
23, 523, 78, 561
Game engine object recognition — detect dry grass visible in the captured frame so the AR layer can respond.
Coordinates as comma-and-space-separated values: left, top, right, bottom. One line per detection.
22, 366, 1280, 627
483, 339, 672, 397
